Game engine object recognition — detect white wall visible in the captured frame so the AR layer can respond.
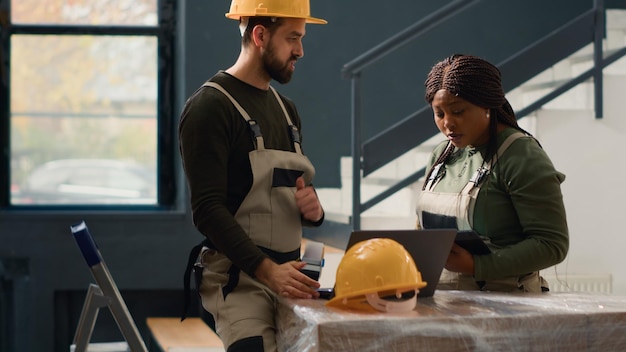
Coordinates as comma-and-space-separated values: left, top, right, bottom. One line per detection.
536, 73, 626, 294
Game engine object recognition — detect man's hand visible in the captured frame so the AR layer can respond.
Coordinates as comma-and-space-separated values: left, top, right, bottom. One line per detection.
255, 258, 321, 298
295, 177, 323, 222
444, 243, 475, 275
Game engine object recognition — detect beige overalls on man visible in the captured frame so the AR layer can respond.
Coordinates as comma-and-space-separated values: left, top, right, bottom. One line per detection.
198, 82, 315, 351
416, 132, 547, 292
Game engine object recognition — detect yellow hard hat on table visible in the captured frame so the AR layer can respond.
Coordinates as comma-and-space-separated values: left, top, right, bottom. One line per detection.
326, 238, 426, 312
226, 0, 327, 24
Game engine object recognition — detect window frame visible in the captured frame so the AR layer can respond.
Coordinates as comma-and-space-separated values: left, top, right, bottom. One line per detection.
0, 0, 176, 210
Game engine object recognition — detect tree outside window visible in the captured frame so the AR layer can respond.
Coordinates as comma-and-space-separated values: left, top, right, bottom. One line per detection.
6, 0, 167, 206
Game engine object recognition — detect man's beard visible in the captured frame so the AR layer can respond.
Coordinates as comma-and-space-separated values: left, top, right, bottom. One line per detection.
263, 42, 296, 84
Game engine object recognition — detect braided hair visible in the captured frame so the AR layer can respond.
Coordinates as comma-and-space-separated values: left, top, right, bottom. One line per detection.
422, 54, 533, 189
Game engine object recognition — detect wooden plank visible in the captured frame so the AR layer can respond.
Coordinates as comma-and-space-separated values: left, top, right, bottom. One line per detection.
146, 317, 224, 351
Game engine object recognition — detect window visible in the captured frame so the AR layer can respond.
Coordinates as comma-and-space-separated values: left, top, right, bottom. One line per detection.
1, 0, 175, 207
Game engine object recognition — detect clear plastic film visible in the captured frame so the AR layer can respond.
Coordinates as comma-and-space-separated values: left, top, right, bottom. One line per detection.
276, 291, 626, 351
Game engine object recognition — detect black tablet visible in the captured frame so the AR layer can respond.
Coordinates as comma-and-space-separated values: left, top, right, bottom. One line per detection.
455, 231, 491, 255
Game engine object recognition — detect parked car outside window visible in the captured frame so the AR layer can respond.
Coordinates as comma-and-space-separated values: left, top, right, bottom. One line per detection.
11, 159, 157, 205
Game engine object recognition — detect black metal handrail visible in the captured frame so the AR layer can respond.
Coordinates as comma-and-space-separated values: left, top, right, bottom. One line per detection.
516, 44, 626, 119
341, 0, 479, 78
360, 6, 599, 180
344, 0, 623, 230
342, 0, 480, 230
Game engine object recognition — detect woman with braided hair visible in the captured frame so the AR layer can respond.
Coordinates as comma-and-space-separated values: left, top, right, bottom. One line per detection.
415, 54, 569, 292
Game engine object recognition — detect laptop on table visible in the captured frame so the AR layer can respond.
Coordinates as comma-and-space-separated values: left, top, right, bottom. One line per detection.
343, 228, 456, 298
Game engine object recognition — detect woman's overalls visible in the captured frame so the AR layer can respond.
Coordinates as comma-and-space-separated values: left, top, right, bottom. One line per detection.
184, 82, 315, 352
416, 132, 547, 292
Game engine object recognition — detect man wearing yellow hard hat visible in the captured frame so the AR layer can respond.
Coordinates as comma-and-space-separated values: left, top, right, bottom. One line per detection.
178, 0, 327, 351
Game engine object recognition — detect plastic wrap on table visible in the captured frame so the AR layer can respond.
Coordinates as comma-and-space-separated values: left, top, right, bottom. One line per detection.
276, 290, 626, 352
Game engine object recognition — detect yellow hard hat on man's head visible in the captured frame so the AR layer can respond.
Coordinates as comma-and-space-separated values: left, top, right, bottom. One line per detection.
226, 0, 327, 24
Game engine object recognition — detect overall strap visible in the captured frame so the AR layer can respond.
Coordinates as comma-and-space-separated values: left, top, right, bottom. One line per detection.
424, 142, 454, 191
181, 241, 206, 321
269, 86, 303, 155
461, 132, 526, 195
203, 81, 265, 150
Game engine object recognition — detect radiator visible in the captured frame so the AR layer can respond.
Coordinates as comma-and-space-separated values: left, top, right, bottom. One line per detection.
542, 274, 613, 293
